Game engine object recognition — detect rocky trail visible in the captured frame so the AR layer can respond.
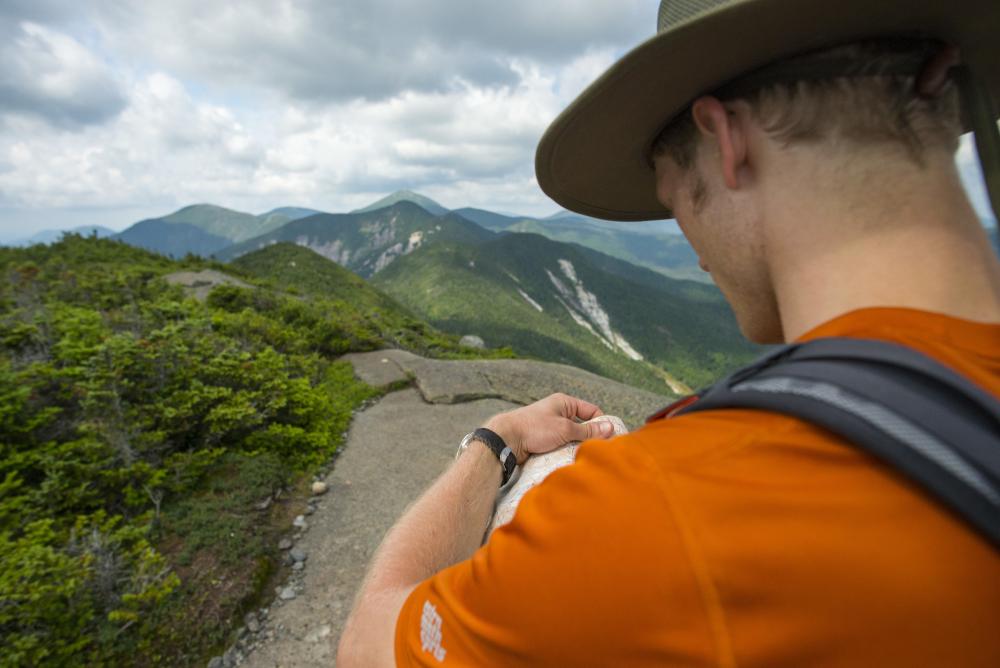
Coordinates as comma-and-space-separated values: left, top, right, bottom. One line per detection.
211, 350, 666, 668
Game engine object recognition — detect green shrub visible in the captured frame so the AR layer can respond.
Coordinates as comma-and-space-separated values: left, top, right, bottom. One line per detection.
0, 513, 177, 666
0, 236, 405, 664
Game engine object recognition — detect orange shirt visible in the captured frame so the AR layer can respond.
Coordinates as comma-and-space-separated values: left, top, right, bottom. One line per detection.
396, 308, 1000, 667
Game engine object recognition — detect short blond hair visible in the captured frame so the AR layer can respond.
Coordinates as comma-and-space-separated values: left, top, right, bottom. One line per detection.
653, 38, 963, 170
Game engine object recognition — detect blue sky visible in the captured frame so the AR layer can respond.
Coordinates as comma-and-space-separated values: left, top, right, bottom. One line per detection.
0, 1, 994, 239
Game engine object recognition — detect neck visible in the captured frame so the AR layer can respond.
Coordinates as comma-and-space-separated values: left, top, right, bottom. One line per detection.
762, 147, 1000, 342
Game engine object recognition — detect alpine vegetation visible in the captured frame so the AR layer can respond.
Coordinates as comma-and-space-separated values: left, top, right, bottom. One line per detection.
0, 236, 507, 665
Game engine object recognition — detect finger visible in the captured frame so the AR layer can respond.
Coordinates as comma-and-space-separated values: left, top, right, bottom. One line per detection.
568, 417, 614, 442
560, 394, 604, 421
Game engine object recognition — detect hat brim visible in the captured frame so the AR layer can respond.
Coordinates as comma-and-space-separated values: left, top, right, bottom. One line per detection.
535, 0, 1000, 222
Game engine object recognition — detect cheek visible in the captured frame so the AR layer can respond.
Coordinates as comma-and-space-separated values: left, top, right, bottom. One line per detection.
670, 196, 702, 248
673, 201, 715, 266
673, 214, 705, 261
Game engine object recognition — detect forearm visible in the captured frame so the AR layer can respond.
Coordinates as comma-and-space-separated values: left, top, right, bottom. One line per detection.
368, 442, 500, 588
338, 442, 502, 666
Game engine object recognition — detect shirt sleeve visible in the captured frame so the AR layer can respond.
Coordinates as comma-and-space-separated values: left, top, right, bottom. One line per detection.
394, 436, 718, 667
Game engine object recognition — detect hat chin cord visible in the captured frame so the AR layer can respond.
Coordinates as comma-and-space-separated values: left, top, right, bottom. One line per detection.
956, 65, 1000, 223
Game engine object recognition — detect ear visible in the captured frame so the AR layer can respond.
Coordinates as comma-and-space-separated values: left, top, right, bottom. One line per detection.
690, 96, 747, 190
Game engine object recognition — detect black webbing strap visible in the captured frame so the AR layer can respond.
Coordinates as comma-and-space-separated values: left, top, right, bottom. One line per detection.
674, 337, 1000, 550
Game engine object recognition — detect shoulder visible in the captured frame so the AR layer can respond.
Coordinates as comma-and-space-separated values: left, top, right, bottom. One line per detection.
612, 406, 849, 471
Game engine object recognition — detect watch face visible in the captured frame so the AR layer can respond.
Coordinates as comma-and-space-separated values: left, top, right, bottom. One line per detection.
456, 432, 476, 459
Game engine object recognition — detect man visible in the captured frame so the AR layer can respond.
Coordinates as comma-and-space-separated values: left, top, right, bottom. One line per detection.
340, 1, 1000, 665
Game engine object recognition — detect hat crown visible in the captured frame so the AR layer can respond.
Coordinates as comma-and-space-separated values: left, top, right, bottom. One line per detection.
658, 0, 733, 32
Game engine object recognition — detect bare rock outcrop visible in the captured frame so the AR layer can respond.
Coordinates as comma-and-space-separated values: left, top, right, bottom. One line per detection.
164, 269, 251, 301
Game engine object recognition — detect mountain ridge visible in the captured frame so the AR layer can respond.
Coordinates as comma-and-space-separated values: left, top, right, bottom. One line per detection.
159, 203, 287, 243
109, 203, 311, 257
217, 201, 494, 277
115, 219, 232, 257
34, 193, 704, 283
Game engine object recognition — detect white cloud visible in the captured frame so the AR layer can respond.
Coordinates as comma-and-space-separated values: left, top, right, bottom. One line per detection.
0, 22, 126, 127
0, 71, 259, 211
0, 46, 612, 230
89, 0, 653, 103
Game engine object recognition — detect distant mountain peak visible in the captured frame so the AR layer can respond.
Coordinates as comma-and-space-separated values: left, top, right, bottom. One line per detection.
170, 203, 234, 215
543, 209, 578, 221
111, 202, 295, 257
353, 190, 449, 216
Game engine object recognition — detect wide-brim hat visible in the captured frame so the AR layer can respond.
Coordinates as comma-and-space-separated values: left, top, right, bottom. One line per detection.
535, 0, 1000, 221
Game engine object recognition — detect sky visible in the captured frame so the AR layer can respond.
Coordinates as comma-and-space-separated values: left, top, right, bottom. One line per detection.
0, 0, 994, 240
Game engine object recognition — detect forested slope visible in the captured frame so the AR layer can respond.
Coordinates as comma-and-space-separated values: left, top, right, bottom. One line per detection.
374, 233, 758, 393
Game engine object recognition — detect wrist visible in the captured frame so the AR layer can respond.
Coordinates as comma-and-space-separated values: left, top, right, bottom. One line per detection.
460, 439, 504, 485
482, 415, 526, 464
457, 427, 517, 486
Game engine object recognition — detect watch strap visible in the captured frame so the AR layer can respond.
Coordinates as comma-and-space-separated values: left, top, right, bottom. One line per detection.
469, 428, 517, 487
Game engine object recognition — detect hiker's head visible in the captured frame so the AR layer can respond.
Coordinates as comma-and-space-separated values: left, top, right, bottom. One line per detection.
647, 37, 966, 343
536, 0, 997, 222
536, 0, 998, 344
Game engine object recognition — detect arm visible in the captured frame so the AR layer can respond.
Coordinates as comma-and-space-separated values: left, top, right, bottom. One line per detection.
336, 393, 614, 668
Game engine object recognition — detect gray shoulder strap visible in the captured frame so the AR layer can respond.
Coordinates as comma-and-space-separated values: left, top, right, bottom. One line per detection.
676, 337, 1000, 550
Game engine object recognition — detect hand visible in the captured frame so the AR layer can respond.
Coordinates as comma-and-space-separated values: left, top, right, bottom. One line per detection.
483, 393, 615, 464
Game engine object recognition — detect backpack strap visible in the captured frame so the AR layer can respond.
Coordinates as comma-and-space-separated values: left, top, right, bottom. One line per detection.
669, 337, 1000, 550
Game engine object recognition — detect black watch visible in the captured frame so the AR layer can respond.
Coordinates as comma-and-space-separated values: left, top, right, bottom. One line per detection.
456, 428, 517, 486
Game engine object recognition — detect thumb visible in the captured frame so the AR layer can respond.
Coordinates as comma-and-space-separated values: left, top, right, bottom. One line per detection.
572, 418, 614, 442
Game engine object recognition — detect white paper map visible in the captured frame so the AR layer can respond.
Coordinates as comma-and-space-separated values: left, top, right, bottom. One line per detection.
485, 415, 628, 541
